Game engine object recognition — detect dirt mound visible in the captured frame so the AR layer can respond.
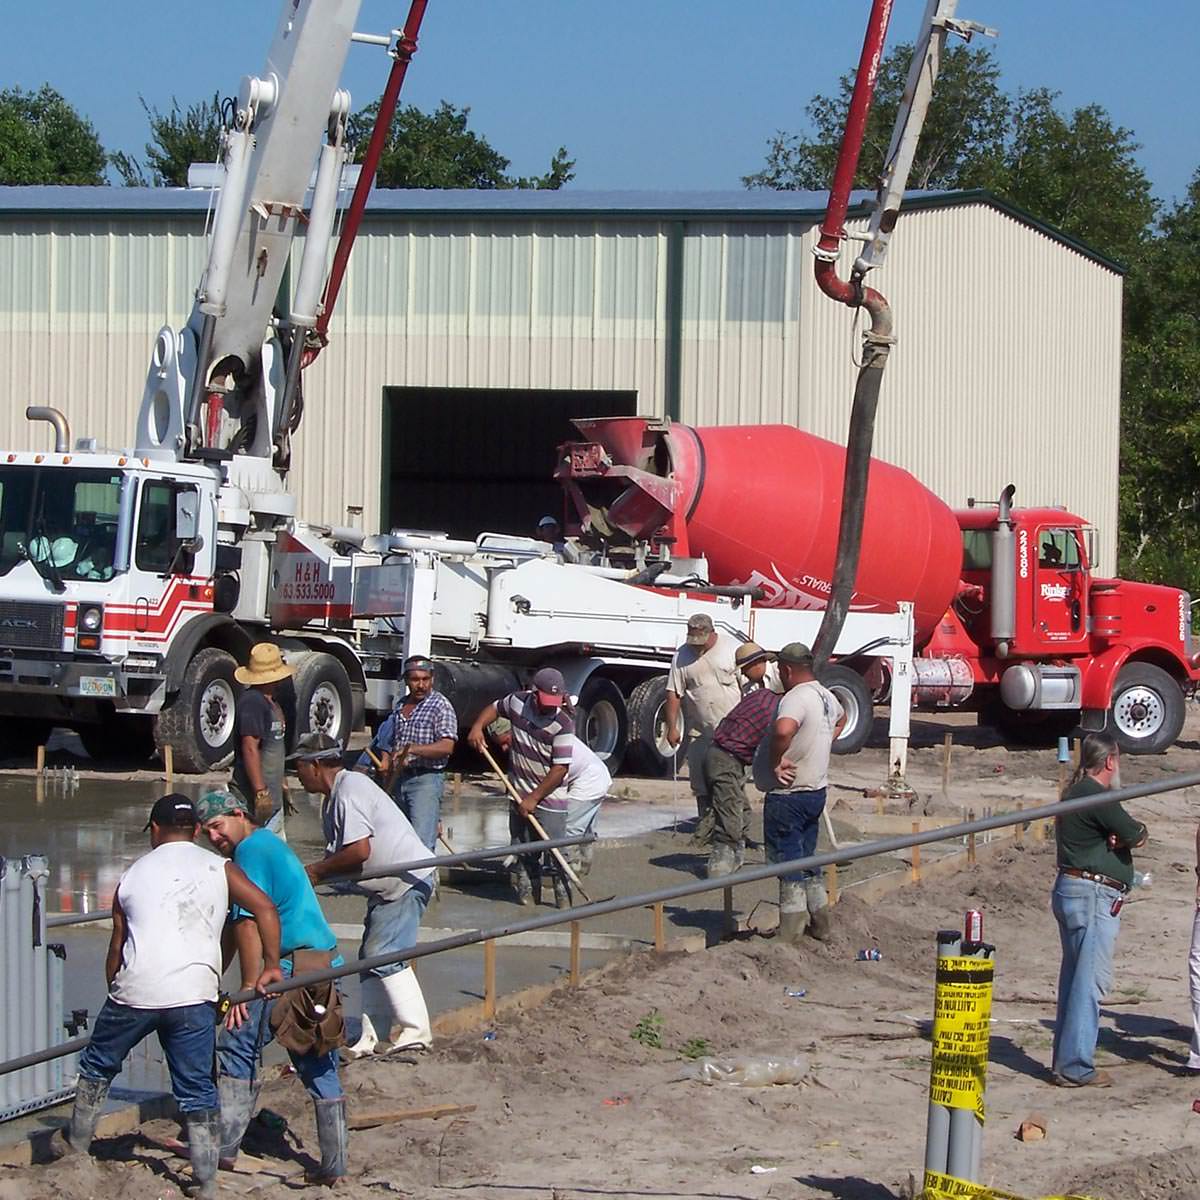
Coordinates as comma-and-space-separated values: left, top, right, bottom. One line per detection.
1062, 1146, 1200, 1200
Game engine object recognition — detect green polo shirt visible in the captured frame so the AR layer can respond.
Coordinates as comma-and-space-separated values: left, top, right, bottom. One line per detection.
1055, 775, 1146, 888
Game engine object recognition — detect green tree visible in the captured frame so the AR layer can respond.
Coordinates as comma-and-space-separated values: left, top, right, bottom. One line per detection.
349, 99, 574, 190
743, 43, 1154, 265
1118, 170, 1200, 590
112, 94, 225, 188
0, 85, 106, 185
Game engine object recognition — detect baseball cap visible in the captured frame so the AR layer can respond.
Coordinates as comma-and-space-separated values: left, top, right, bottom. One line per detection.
143, 793, 198, 832
537, 515, 560, 529
193, 788, 247, 825
777, 641, 814, 666
286, 731, 345, 764
531, 666, 566, 706
685, 612, 715, 646
734, 641, 774, 671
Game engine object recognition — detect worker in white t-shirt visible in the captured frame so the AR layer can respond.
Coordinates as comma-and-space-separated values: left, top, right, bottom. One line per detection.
60, 794, 282, 1200
294, 732, 436, 1058
664, 612, 742, 849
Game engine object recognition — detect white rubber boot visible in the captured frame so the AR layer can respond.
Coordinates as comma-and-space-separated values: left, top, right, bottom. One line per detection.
378, 967, 433, 1052
343, 977, 391, 1059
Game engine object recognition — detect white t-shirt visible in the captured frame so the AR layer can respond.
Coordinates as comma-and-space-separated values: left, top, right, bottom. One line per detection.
667, 634, 742, 735
752, 680, 844, 793
545, 737, 612, 810
322, 769, 435, 904
109, 840, 228, 1009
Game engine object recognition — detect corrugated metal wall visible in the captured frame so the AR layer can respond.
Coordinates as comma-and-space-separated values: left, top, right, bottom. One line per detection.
0, 201, 1122, 569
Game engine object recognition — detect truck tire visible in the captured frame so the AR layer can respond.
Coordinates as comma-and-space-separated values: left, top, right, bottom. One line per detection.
154, 646, 239, 772
78, 716, 154, 764
820, 665, 874, 755
1107, 662, 1185, 755
287, 653, 353, 748
624, 674, 685, 777
576, 676, 629, 774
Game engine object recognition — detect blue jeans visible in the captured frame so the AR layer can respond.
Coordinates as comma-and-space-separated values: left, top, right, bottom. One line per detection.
1051, 872, 1122, 1083
216, 958, 342, 1100
763, 789, 826, 882
361, 878, 432, 980
392, 771, 445, 851
79, 998, 218, 1114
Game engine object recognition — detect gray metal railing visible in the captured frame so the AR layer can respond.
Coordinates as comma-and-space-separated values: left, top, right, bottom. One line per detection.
4, 768, 1197, 1080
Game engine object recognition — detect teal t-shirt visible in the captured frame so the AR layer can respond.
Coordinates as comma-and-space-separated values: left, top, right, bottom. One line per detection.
232, 828, 337, 955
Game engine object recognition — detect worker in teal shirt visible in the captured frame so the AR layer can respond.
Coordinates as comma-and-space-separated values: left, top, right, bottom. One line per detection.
194, 789, 348, 1183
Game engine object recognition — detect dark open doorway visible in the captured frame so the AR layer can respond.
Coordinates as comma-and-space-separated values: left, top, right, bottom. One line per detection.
381, 386, 638, 539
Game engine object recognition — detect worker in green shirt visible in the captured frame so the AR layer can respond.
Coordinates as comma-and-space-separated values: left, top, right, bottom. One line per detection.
1051, 732, 1147, 1088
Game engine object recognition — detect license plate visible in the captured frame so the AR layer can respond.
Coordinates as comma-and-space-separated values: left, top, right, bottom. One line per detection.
79, 675, 117, 698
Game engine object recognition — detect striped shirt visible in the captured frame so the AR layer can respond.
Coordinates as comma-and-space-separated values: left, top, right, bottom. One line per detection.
497, 690, 575, 797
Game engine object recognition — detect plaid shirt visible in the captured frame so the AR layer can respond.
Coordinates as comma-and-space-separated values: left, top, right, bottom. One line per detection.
712, 686, 779, 765
358, 690, 458, 773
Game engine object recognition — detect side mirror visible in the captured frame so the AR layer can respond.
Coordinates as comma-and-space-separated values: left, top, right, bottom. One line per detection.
175, 490, 200, 543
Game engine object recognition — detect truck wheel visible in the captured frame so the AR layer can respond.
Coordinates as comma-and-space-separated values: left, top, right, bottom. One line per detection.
576, 676, 629, 774
820, 665, 874, 755
78, 717, 154, 764
1107, 662, 1185, 755
624, 675, 685, 777
287, 653, 353, 747
154, 647, 239, 772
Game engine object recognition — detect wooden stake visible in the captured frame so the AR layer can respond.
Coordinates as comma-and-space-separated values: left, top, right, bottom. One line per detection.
349, 1103, 476, 1131
36, 744, 45, 774
911, 822, 921, 883
163, 743, 174, 783
452, 771, 462, 798
483, 939, 496, 1021
825, 862, 839, 906
653, 902, 666, 953
967, 831, 977, 865
941, 732, 953, 793
723, 886, 734, 937
569, 920, 581, 987
1014, 802, 1024, 844
875, 791, 885, 815
1057, 761, 1067, 798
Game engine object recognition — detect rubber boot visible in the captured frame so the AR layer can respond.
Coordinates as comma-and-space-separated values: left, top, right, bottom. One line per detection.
706, 842, 737, 879
777, 879, 809, 944
185, 1108, 221, 1199
378, 967, 433, 1051
512, 863, 535, 907
63, 1075, 110, 1155
552, 874, 571, 909
734, 840, 746, 871
307, 1096, 349, 1183
580, 842, 594, 877
805, 879, 833, 941
217, 1074, 256, 1163
343, 976, 390, 1059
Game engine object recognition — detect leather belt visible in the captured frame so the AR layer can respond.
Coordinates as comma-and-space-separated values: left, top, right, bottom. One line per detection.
1059, 866, 1128, 894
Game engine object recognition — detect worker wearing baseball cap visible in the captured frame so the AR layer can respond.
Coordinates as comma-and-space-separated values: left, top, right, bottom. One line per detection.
468, 667, 577, 906
292, 733, 435, 1058
701, 643, 782, 878
193, 788, 348, 1182
62, 794, 283, 1197
354, 655, 458, 851
664, 612, 742, 849
232, 643, 293, 832
752, 643, 846, 943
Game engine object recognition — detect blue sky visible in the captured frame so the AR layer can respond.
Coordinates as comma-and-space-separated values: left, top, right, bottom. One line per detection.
3, 1, 1195, 207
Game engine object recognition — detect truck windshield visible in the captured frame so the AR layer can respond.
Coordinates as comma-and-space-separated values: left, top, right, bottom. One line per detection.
0, 466, 122, 582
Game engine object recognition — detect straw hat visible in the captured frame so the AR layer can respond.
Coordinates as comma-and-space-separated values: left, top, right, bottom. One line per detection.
235, 643, 294, 687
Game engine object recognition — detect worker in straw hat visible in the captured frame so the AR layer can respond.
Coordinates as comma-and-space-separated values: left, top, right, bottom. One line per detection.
233, 643, 294, 832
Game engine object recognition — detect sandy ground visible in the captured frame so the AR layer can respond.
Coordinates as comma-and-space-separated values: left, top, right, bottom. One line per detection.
7, 707, 1200, 1200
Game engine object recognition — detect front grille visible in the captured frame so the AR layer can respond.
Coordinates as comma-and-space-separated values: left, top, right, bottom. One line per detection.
0, 601, 64, 651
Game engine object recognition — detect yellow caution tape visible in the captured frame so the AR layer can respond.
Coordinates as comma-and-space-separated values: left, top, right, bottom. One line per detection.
929, 956, 993, 1121
921, 1169, 1098, 1200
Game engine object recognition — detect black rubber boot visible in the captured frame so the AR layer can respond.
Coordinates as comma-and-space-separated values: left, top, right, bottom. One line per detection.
64, 1076, 110, 1154
308, 1096, 349, 1183
185, 1108, 221, 1198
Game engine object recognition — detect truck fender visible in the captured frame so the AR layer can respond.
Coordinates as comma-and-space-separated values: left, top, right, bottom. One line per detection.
539, 657, 610, 703
163, 614, 254, 695
1080, 644, 1192, 711
275, 635, 367, 731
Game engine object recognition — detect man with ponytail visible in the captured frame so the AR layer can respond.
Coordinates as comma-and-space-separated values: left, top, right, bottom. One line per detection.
1052, 732, 1147, 1087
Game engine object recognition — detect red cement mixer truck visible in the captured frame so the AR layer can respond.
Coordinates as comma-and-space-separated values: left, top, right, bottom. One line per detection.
557, 416, 1200, 755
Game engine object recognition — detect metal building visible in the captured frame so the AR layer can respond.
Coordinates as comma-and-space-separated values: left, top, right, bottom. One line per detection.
0, 187, 1123, 568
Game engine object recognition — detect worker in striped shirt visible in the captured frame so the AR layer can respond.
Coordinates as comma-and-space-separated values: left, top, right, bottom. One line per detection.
468, 668, 575, 906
